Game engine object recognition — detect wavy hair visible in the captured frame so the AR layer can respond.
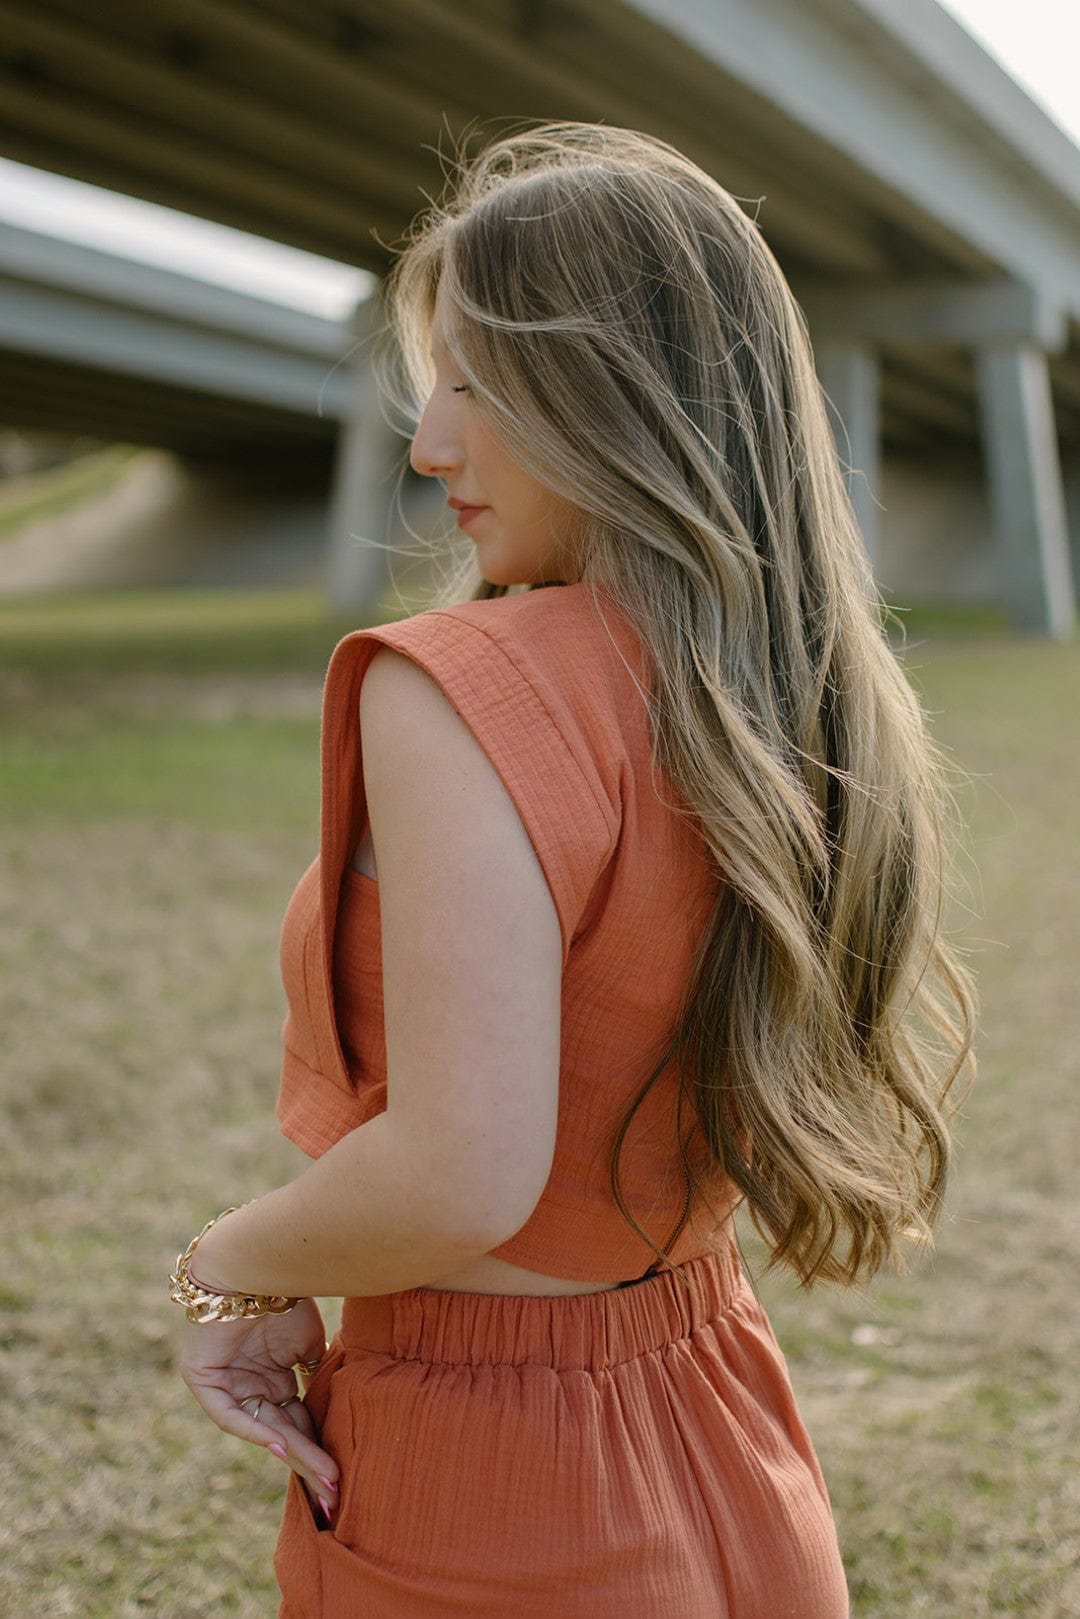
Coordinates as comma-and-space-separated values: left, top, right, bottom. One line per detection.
374, 121, 977, 1287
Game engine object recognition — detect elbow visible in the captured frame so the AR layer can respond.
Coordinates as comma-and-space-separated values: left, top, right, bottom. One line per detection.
387, 1112, 555, 1256
417, 1155, 551, 1256
436, 1177, 546, 1254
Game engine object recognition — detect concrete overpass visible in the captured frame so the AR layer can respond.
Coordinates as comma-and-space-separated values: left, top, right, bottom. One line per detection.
1, 0, 1078, 633
0, 217, 394, 595
0, 219, 362, 458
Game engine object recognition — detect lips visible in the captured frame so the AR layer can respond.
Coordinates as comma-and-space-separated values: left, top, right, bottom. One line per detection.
448, 498, 488, 529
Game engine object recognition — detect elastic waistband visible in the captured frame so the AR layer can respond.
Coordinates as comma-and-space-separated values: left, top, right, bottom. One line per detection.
338, 1243, 746, 1373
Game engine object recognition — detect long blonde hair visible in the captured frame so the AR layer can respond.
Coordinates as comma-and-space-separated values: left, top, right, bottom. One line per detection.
376, 120, 977, 1287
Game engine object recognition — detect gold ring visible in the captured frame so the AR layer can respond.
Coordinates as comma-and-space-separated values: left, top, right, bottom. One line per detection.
297, 1357, 323, 1375
239, 1395, 263, 1422
277, 1394, 302, 1410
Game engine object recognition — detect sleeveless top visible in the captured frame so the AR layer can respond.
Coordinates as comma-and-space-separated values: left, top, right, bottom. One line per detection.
275, 580, 740, 1283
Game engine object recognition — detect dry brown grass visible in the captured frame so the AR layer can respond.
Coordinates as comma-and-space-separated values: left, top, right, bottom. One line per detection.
1, 603, 1077, 1617
746, 632, 1080, 1617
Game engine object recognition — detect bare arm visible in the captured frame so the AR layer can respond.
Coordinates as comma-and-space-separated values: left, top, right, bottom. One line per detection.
190, 643, 564, 1298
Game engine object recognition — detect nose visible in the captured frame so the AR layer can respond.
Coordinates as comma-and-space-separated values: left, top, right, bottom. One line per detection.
409, 396, 464, 481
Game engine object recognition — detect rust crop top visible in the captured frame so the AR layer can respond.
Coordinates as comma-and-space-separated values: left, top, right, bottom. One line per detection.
275, 579, 740, 1283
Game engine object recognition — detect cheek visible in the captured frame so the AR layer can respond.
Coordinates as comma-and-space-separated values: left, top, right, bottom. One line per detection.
470, 415, 505, 465
533, 488, 577, 538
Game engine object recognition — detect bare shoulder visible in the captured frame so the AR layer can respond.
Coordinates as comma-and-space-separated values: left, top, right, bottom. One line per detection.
356, 642, 563, 1248
358, 642, 508, 815
357, 640, 559, 948
359, 641, 463, 729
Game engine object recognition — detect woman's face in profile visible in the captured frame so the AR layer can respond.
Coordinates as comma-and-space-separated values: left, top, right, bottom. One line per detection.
409, 282, 582, 587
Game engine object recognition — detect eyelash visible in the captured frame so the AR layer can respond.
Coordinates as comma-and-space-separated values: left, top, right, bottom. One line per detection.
451, 384, 471, 395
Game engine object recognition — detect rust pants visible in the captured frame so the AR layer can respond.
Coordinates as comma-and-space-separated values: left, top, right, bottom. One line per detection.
274, 1244, 849, 1617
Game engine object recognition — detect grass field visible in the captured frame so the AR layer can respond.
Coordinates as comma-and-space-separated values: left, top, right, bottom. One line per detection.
1, 586, 1077, 1617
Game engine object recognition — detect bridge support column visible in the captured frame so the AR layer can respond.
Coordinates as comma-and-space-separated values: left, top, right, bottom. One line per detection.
1064, 463, 1080, 598
816, 339, 881, 574
974, 343, 1075, 639
324, 297, 405, 618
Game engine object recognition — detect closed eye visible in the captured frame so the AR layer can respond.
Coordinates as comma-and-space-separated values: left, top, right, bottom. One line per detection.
451, 384, 472, 395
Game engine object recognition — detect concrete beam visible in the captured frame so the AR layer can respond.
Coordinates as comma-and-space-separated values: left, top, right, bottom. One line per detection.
816, 339, 881, 573
626, 0, 1080, 319
849, 0, 1080, 219
799, 278, 1069, 353
0, 277, 355, 420
974, 344, 1076, 638
0, 222, 361, 357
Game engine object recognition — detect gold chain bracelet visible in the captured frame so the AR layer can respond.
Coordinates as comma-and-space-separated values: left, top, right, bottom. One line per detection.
169, 1207, 302, 1325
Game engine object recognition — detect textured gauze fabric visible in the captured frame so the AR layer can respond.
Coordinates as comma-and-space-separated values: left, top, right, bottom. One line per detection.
271, 579, 850, 1617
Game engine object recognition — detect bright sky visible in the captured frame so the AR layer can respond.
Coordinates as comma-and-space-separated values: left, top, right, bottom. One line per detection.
0, 160, 375, 320
934, 0, 1080, 147
0, 0, 1075, 320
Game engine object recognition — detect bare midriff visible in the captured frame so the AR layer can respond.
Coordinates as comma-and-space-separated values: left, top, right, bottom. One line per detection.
349, 831, 630, 1299
422, 1255, 624, 1296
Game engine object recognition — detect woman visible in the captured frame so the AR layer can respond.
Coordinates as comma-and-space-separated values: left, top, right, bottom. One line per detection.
175, 122, 976, 1618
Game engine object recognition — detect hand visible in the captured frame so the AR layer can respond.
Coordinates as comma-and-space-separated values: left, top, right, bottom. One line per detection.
178, 1299, 340, 1525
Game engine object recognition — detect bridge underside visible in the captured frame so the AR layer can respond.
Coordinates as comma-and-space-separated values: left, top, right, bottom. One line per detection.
0, 345, 340, 462
2, 0, 1079, 630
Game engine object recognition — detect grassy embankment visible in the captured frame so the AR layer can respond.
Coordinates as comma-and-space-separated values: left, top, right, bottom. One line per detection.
0, 587, 1076, 1617
0, 446, 146, 541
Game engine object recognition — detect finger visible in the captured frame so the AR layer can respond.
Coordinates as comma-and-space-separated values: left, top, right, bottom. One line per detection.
301, 1474, 336, 1527
263, 1411, 341, 1528
295, 1346, 329, 1381
255, 1402, 340, 1494
179, 1356, 298, 1411
185, 1380, 297, 1455
275, 1396, 317, 1441
245, 1373, 340, 1524
185, 1380, 339, 1509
